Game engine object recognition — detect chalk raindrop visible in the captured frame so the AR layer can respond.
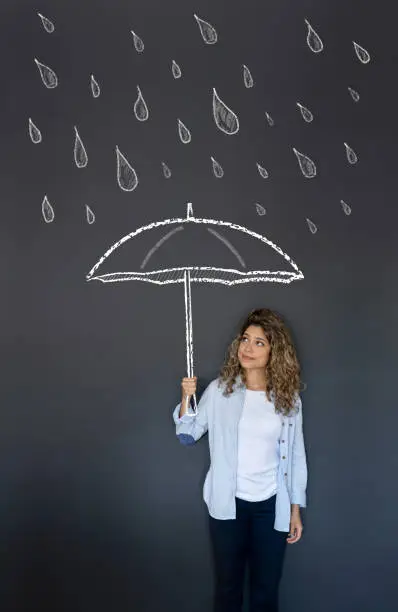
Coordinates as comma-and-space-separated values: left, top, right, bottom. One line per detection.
131, 30, 144, 52
211, 156, 224, 178
293, 148, 317, 178
116, 146, 139, 191
74, 127, 88, 168
353, 41, 370, 64
29, 118, 42, 143
134, 86, 149, 121
194, 14, 218, 44
37, 13, 55, 33
305, 18, 324, 53
34, 58, 58, 88
42, 195, 55, 223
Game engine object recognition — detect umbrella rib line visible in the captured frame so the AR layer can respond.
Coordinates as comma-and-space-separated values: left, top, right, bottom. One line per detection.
140, 226, 184, 269
206, 228, 246, 268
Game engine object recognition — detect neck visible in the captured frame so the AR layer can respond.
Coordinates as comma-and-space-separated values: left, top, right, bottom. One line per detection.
243, 368, 267, 390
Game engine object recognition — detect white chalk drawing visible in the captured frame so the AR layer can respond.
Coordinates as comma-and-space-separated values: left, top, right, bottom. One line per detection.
340, 200, 352, 215
42, 195, 54, 223
243, 65, 254, 88
207, 228, 246, 267
184, 266, 195, 411
171, 60, 182, 79
86, 202, 303, 412
38, 13, 55, 33
353, 41, 370, 64
161, 162, 172, 178
293, 148, 317, 178
34, 58, 58, 88
305, 18, 324, 53
255, 203, 266, 216
306, 218, 317, 234
131, 30, 144, 52
90, 75, 101, 98
194, 14, 218, 44
344, 142, 358, 164
134, 86, 149, 121
86, 205, 95, 224
29, 118, 42, 143
348, 87, 360, 102
257, 163, 269, 179
116, 146, 139, 191
74, 127, 88, 168
211, 156, 224, 178
265, 112, 274, 126
141, 227, 184, 269
297, 102, 314, 123
213, 88, 239, 135
178, 119, 191, 144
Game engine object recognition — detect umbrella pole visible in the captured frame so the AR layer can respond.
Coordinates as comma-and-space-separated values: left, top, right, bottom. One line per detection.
184, 270, 198, 414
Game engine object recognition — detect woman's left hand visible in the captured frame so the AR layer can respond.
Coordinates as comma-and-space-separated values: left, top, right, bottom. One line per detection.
286, 511, 303, 544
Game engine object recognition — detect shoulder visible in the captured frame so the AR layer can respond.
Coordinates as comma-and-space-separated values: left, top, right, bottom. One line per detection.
200, 378, 221, 397
205, 377, 233, 397
213, 377, 245, 398
209, 378, 223, 393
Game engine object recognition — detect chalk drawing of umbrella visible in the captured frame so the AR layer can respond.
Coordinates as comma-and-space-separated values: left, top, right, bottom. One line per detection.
86, 203, 304, 412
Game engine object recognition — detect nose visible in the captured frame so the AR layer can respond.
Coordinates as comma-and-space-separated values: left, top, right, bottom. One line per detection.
245, 341, 254, 353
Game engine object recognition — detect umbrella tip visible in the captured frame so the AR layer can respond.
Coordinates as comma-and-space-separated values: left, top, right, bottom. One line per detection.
186, 203, 194, 219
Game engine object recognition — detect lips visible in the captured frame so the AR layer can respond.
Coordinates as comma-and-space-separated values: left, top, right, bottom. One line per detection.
242, 355, 254, 360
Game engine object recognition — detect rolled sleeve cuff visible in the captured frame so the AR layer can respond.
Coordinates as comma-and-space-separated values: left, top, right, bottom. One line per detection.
291, 491, 307, 508
172, 403, 196, 425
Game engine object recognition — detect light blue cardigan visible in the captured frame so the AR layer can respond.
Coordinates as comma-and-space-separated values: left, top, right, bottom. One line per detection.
173, 376, 308, 532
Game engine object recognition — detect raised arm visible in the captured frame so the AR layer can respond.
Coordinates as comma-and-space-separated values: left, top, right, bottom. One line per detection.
172, 378, 214, 445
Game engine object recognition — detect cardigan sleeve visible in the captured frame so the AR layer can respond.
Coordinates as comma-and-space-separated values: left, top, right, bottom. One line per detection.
290, 395, 308, 507
172, 380, 214, 445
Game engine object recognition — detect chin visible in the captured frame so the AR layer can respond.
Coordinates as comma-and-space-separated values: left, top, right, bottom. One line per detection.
240, 360, 256, 368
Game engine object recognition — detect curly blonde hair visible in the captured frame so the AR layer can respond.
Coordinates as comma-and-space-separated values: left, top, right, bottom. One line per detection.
218, 308, 304, 416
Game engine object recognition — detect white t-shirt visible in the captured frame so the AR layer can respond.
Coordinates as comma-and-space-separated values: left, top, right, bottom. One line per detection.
235, 389, 283, 502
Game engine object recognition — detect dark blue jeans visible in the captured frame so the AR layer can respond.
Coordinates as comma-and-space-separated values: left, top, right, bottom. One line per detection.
209, 494, 287, 612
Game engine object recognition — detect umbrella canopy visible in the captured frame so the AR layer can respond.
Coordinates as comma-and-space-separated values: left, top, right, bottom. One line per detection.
86, 203, 304, 413
86, 203, 303, 284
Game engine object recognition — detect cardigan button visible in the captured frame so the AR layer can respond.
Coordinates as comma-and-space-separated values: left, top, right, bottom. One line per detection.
282, 456, 286, 460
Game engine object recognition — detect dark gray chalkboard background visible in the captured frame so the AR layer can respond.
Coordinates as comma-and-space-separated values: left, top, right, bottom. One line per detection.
1, 1, 397, 611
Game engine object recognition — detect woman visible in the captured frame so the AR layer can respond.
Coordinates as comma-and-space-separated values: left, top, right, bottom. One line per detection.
173, 308, 308, 612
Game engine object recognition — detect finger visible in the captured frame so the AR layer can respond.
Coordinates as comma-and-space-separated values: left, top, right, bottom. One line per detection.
287, 534, 298, 544
287, 527, 302, 544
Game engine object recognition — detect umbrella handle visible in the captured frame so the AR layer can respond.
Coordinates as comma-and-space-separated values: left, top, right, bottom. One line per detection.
184, 270, 198, 414
184, 392, 198, 414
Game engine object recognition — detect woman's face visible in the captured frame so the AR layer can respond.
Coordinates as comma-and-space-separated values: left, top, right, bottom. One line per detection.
238, 325, 271, 371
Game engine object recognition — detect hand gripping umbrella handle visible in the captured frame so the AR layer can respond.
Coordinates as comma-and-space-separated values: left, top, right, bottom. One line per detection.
184, 270, 198, 414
